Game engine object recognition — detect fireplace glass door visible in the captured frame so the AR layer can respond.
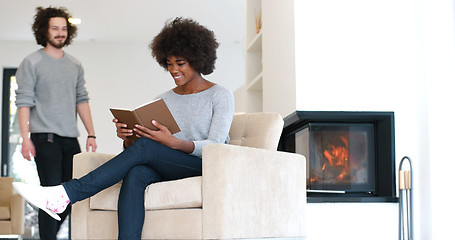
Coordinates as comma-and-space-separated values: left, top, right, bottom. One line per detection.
296, 123, 376, 193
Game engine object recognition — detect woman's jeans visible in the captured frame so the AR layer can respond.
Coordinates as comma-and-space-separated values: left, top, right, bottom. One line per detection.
62, 137, 202, 240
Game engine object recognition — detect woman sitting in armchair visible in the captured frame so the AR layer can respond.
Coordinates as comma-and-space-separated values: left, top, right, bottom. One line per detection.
14, 17, 234, 240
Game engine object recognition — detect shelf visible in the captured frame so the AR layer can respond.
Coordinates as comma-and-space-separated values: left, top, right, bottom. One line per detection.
246, 72, 263, 91
242, 0, 263, 113
246, 31, 262, 52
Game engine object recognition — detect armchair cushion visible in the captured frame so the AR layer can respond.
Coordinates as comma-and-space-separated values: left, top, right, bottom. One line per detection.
0, 177, 13, 205
89, 176, 202, 211
229, 112, 284, 150
144, 176, 201, 210
0, 207, 10, 220
0, 222, 12, 234
0, 177, 24, 235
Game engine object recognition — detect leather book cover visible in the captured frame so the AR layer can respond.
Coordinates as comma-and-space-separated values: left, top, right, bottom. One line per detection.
109, 109, 141, 142
134, 98, 180, 134
110, 98, 181, 142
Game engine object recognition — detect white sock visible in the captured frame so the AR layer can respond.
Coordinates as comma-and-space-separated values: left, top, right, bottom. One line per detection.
45, 185, 70, 214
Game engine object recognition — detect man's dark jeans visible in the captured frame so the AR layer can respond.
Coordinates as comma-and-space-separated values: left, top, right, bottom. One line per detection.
31, 133, 81, 240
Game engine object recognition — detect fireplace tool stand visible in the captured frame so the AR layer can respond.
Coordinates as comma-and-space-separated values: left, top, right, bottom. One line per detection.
398, 156, 413, 240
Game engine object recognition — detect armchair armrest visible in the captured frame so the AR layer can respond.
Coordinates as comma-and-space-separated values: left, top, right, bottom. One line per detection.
71, 152, 115, 240
73, 152, 116, 178
202, 144, 307, 239
10, 194, 24, 235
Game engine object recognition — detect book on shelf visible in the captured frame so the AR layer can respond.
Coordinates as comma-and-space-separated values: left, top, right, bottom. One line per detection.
109, 98, 180, 142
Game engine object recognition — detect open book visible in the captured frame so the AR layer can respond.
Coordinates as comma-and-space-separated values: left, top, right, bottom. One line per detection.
110, 98, 181, 142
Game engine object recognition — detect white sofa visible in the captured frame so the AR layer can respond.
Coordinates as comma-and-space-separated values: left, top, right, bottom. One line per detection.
71, 112, 307, 239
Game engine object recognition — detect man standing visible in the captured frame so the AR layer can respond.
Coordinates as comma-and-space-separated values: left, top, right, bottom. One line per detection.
15, 6, 97, 240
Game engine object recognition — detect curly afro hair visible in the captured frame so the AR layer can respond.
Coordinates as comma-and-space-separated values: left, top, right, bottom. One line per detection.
32, 6, 78, 47
150, 17, 219, 75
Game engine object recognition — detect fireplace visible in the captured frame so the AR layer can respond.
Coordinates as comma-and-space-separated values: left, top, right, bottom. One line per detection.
278, 111, 398, 203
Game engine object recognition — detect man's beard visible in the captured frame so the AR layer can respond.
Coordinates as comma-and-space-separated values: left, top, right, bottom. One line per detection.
47, 36, 66, 49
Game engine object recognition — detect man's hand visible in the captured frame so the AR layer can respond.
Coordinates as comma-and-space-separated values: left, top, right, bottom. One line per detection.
21, 138, 35, 161
86, 137, 97, 152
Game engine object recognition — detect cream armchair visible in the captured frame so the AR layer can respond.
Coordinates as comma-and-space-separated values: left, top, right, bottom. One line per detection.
0, 177, 24, 237
71, 112, 307, 239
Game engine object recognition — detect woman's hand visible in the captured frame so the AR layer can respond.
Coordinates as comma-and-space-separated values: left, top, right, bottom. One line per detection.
134, 120, 176, 147
134, 120, 195, 154
113, 118, 133, 141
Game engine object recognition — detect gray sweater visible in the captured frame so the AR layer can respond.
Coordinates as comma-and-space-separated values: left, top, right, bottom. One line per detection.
15, 49, 89, 137
158, 85, 234, 157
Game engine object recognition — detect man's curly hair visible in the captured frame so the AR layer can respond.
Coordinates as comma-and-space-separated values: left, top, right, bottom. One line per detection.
32, 6, 78, 47
150, 17, 219, 75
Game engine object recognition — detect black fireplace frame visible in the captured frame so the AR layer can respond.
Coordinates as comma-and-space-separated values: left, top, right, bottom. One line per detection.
278, 111, 398, 203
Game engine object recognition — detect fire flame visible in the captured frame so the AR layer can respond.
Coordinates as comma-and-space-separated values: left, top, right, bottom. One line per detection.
309, 129, 370, 186
321, 136, 350, 181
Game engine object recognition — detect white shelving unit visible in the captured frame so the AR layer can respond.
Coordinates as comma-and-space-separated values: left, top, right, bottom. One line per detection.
243, 0, 263, 112
235, 0, 295, 116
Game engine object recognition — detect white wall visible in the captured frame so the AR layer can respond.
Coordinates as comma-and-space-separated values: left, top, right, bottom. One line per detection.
425, 1, 455, 239
295, 0, 455, 239
0, 38, 244, 155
